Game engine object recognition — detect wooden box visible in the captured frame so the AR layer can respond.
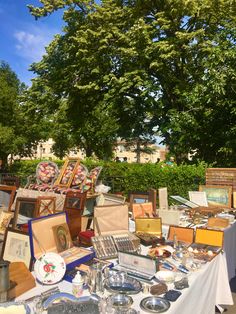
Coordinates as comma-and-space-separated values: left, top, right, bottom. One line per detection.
8, 262, 35, 299
134, 217, 163, 246
207, 217, 229, 229
28, 212, 94, 272
189, 228, 224, 261
167, 225, 194, 245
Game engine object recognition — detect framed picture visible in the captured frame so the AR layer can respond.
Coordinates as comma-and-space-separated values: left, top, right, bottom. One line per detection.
128, 189, 157, 212
54, 158, 80, 188
12, 197, 38, 228
199, 185, 232, 208
63, 191, 87, 211
0, 185, 17, 211
0, 211, 13, 235
170, 195, 199, 208
52, 223, 73, 253
36, 196, 56, 216
129, 192, 149, 204
96, 193, 126, 206
188, 191, 208, 207
1, 228, 32, 270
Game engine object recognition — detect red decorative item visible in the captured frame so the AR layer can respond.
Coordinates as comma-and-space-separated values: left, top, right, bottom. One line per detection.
79, 230, 95, 246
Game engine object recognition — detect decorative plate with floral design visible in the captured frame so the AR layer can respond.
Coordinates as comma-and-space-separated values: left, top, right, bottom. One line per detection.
34, 252, 66, 284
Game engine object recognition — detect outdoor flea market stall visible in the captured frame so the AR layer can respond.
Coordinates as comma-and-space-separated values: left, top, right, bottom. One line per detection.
0, 162, 236, 313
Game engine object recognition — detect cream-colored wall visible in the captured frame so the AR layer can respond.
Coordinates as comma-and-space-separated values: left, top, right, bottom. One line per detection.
31, 139, 167, 163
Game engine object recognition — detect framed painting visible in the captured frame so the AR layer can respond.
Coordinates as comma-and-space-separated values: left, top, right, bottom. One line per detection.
54, 158, 80, 188
63, 191, 87, 211
52, 223, 73, 253
12, 197, 38, 228
0, 211, 13, 235
0, 185, 17, 211
199, 185, 232, 208
1, 228, 32, 270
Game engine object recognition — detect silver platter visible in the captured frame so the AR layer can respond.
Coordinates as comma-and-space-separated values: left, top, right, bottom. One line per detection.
104, 276, 142, 294
140, 297, 170, 313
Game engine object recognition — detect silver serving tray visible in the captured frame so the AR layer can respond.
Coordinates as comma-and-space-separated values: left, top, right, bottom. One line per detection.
104, 276, 142, 294
140, 297, 170, 313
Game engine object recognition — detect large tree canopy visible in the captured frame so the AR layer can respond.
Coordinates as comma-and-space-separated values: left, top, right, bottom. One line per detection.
0, 61, 50, 167
27, 0, 236, 165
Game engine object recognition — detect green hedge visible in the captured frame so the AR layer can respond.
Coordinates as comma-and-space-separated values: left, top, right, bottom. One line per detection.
8, 159, 206, 201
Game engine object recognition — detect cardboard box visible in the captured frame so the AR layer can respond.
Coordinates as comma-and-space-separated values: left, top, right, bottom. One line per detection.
28, 212, 94, 273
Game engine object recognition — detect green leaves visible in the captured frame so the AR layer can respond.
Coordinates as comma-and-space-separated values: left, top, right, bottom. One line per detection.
24, 0, 236, 165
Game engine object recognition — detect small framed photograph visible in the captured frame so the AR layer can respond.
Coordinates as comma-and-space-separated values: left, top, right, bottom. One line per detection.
199, 185, 232, 208
52, 223, 73, 253
54, 158, 80, 188
129, 192, 149, 204
12, 197, 38, 228
0, 211, 13, 235
0, 185, 17, 211
1, 228, 32, 270
63, 191, 87, 211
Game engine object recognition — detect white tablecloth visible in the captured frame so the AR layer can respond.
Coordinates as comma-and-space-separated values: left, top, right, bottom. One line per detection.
16, 252, 233, 314
222, 221, 236, 280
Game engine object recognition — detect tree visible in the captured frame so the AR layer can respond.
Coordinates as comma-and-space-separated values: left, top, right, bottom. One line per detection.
28, 0, 156, 160
0, 61, 49, 168
27, 0, 236, 165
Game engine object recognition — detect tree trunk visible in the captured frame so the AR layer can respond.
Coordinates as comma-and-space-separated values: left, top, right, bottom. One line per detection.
136, 139, 141, 163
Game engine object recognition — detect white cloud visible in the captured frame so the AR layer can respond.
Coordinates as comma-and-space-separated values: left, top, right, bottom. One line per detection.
14, 25, 60, 62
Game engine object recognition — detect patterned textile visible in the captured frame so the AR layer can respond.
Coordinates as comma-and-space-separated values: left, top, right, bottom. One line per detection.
27, 163, 102, 195
36, 161, 59, 185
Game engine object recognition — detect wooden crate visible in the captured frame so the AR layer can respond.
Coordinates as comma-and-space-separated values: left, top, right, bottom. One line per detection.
206, 168, 236, 192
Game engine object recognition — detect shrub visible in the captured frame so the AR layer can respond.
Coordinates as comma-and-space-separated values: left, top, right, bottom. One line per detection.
8, 159, 206, 202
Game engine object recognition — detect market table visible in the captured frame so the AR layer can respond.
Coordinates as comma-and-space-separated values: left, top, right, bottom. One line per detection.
16, 250, 233, 314
160, 221, 236, 281
131, 215, 236, 282
222, 221, 236, 280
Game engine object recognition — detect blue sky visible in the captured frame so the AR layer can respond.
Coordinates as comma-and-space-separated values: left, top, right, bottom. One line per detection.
0, 0, 64, 86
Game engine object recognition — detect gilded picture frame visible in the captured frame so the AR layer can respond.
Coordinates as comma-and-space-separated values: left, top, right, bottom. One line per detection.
54, 158, 80, 188
0, 211, 13, 235
52, 223, 73, 253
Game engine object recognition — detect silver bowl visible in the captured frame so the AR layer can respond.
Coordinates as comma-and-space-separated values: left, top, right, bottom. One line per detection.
140, 296, 170, 313
107, 294, 133, 308
104, 275, 142, 294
